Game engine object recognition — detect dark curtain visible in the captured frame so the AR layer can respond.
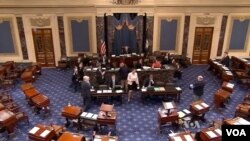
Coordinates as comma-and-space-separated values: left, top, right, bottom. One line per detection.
111, 13, 139, 55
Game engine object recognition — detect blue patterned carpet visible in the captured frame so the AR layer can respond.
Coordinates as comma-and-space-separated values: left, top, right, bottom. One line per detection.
0, 65, 248, 141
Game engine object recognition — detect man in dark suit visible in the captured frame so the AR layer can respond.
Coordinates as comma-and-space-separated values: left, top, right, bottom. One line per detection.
118, 62, 130, 91
96, 66, 106, 85
220, 52, 230, 67
143, 74, 155, 87
69, 66, 80, 92
108, 74, 121, 90
81, 76, 92, 111
190, 75, 205, 101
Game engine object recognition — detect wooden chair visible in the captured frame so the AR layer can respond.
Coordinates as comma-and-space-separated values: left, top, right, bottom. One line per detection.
57, 56, 68, 70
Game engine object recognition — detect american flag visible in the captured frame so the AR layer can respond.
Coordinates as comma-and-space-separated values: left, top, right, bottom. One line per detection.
100, 40, 106, 55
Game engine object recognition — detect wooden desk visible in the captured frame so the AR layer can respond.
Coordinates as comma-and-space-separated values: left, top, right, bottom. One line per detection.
190, 100, 210, 122
84, 67, 175, 86
214, 89, 231, 108
224, 117, 250, 125
28, 124, 56, 141
221, 82, 234, 93
21, 71, 35, 83
208, 59, 234, 82
94, 135, 118, 141
231, 56, 250, 71
100, 103, 114, 112
91, 89, 126, 103
97, 111, 117, 128
141, 86, 182, 103
31, 94, 50, 114
110, 55, 143, 68
61, 106, 82, 127
158, 109, 179, 132
57, 132, 85, 141
21, 83, 34, 91
200, 127, 222, 141
169, 131, 196, 141
80, 112, 98, 127
0, 109, 17, 135
23, 88, 40, 100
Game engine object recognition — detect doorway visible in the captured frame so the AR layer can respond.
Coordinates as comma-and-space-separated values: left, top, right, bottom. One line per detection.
32, 28, 55, 67
192, 27, 213, 64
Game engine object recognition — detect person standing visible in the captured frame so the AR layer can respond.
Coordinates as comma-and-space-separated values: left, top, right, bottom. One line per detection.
127, 68, 139, 102
118, 62, 130, 91
81, 76, 92, 111
220, 51, 230, 67
190, 75, 205, 101
69, 66, 80, 92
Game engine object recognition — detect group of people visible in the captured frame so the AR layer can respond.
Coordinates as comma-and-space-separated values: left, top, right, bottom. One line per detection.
69, 51, 231, 109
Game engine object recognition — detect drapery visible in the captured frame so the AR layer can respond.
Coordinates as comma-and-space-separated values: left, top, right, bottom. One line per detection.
112, 13, 139, 55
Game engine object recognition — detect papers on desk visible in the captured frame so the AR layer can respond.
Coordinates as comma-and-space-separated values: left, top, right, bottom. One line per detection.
177, 111, 186, 118
97, 90, 102, 93
111, 55, 115, 57
175, 87, 182, 91
235, 118, 250, 125
173, 136, 182, 141
115, 90, 123, 93
86, 68, 91, 71
215, 129, 222, 136
29, 127, 40, 134
184, 134, 193, 141
103, 90, 112, 93
40, 130, 50, 137
163, 102, 174, 109
222, 66, 229, 71
93, 68, 98, 71
92, 114, 98, 120
80, 112, 88, 117
160, 87, 165, 91
183, 109, 191, 114
201, 102, 209, 108
86, 113, 93, 118
206, 131, 217, 138
194, 104, 203, 110
226, 83, 234, 88
81, 112, 98, 120
141, 88, 147, 92
226, 71, 233, 75
142, 66, 151, 70
136, 69, 142, 71
90, 89, 95, 92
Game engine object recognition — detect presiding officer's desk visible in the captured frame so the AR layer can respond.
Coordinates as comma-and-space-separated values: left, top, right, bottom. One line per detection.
110, 54, 144, 68
83, 65, 176, 86
141, 86, 182, 103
